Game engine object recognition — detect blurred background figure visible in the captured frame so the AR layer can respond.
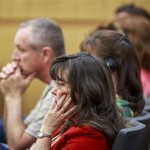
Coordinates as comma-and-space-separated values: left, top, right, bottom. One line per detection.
115, 3, 150, 21
0, 18, 65, 150
113, 4, 150, 105
80, 30, 145, 118
90, 3, 150, 106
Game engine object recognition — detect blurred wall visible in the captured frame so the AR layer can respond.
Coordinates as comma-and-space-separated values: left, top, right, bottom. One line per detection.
0, 0, 150, 116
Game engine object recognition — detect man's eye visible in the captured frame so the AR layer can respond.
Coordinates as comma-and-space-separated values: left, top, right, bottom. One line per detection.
17, 48, 25, 52
20, 49, 25, 52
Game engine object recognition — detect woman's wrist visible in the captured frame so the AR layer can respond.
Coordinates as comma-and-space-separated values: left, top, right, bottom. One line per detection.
40, 126, 54, 136
37, 131, 52, 139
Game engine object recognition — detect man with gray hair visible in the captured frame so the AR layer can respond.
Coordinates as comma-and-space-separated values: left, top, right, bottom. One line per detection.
0, 18, 65, 150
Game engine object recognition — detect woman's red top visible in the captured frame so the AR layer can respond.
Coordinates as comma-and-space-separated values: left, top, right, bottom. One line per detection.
51, 125, 109, 150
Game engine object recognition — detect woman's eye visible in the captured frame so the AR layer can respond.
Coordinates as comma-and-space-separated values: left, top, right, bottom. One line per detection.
57, 82, 65, 87
60, 83, 66, 86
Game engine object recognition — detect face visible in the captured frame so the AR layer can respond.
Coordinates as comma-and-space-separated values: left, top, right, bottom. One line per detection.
51, 71, 70, 104
115, 12, 130, 21
12, 27, 43, 77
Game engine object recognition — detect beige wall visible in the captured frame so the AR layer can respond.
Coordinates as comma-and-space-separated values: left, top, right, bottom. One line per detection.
0, 0, 150, 116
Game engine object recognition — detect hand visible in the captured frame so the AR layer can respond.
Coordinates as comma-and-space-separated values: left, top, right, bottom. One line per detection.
40, 95, 76, 135
0, 67, 36, 100
0, 62, 17, 79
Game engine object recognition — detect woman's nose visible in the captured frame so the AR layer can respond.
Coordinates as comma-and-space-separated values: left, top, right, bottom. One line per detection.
51, 87, 57, 96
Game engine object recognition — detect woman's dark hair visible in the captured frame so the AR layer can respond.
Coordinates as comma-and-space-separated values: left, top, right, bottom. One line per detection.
80, 30, 145, 116
50, 52, 125, 146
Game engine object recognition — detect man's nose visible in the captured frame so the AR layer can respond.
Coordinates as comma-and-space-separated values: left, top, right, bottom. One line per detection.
11, 50, 20, 61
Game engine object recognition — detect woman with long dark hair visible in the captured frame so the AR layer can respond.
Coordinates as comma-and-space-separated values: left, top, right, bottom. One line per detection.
80, 30, 145, 118
34, 52, 125, 150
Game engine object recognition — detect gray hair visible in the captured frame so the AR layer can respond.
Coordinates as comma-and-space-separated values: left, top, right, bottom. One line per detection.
19, 18, 65, 57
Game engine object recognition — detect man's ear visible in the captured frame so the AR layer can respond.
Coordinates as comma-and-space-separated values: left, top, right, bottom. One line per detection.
41, 47, 54, 63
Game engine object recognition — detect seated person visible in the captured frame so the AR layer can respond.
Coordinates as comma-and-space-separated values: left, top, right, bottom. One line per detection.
0, 18, 65, 150
80, 30, 145, 118
112, 14, 150, 105
34, 52, 126, 150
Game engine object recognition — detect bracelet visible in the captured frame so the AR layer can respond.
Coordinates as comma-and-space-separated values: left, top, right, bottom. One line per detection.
37, 131, 52, 139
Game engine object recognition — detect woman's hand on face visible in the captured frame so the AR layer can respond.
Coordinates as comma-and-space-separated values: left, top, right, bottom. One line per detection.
40, 94, 76, 135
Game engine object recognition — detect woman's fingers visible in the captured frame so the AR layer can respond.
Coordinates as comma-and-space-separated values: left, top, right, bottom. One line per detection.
64, 105, 76, 116
41, 96, 76, 135
49, 94, 68, 111
59, 105, 76, 121
58, 97, 75, 114
49, 97, 57, 110
56, 95, 67, 109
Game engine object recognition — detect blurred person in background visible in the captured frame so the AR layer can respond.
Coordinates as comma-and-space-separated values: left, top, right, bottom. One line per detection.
0, 18, 65, 150
80, 30, 145, 118
90, 3, 150, 107
112, 12, 150, 105
115, 3, 150, 21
